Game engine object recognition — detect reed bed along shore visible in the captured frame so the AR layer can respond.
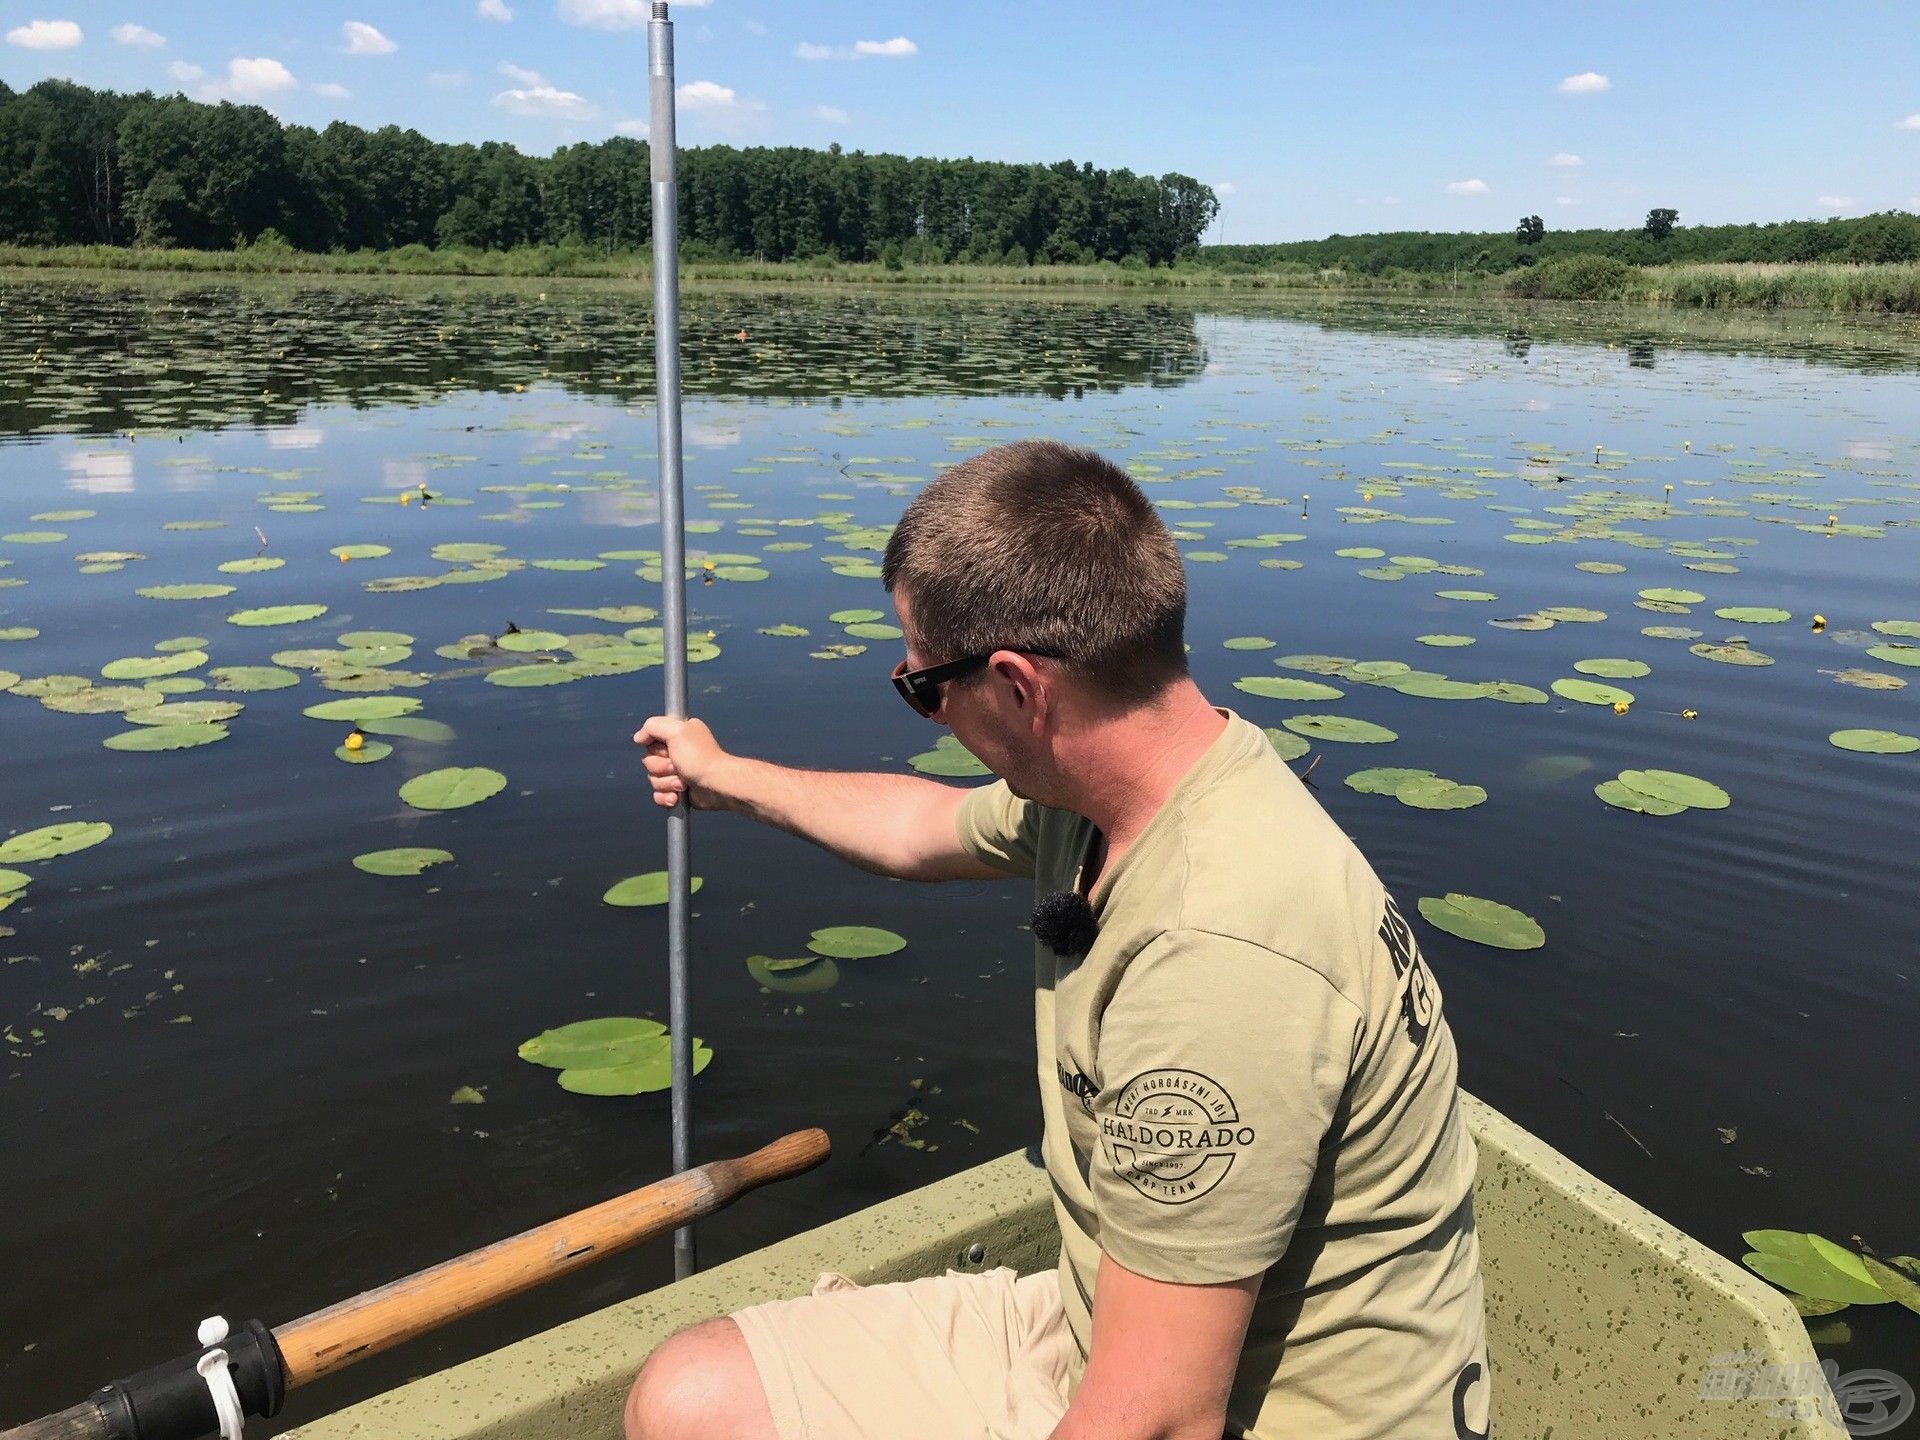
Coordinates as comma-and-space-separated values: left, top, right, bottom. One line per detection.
1, 244, 1916, 314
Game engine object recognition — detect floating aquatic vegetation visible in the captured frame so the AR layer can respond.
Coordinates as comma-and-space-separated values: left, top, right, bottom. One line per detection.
1828, 729, 1919, 754
1595, 768, 1730, 814
302, 697, 420, 722
746, 953, 841, 993
1264, 727, 1310, 761
1233, 676, 1344, 702
1416, 893, 1544, 950
103, 722, 229, 752
399, 766, 506, 810
353, 847, 454, 876
138, 583, 236, 601
602, 872, 703, 907
517, 1016, 711, 1097
335, 737, 392, 763
1689, 641, 1774, 666
1281, 714, 1398, 744
908, 735, 990, 777
1741, 1231, 1904, 1308
807, 925, 907, 959
1573, 658, 1651, 679
1345, 768, 1486, 810
0, 821, 111, 863
228, 604, 329, 627
1551, 678, 1636, 707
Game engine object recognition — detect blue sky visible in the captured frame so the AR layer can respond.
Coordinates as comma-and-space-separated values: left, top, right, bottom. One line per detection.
6, 0, 1918, 242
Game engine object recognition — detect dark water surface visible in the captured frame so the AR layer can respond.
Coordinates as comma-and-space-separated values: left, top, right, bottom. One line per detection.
1, 280, 1915, 1427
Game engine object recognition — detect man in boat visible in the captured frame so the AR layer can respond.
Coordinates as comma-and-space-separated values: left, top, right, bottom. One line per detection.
626, 439, 1490, 1440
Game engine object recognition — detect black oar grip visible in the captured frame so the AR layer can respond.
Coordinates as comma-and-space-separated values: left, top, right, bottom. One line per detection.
93, 1321, 284, 1440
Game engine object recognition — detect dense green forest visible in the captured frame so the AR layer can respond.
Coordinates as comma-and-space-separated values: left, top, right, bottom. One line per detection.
1199, 210, 1920, 275
0, 78, 1217, 264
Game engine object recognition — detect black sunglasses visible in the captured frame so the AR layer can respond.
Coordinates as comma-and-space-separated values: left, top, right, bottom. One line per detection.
890, 649, 1062, 719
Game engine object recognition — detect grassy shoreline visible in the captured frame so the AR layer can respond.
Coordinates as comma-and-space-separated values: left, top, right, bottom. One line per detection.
1, 244, 1917, 315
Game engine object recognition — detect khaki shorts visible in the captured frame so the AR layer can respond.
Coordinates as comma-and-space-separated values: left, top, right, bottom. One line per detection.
731, 1266, 1077, 1440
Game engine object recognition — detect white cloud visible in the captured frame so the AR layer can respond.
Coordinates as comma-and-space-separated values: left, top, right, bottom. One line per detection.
111, 23, 164, 47
677, 79, 740, 110
226, 56, 297, 99
1817, 195, 1854, 210
810, 103, 848, 123
800, 35, 918, 61
477, 0, 514, 20
492, 83, 593, 118
1900, 113, 1920, 131
1212, 180, 1236, 196
615, 117, 648, 137
168, 59, 203, 82
1555, 195, 1580, 206
6, 19, 83, 50
498, 59, 545, 85
427, 69, 467, 87
1445, 178, 1489, 196
343, 21, 395, 55
312, 81, 349, 98
1550, 151, 1583, 167
1557, 71, 1610, 95
558, 0, 708, 29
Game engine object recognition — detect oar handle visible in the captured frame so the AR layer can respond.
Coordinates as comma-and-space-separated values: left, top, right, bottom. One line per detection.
0, 1129, 830, 1440
275, 1127, 830, 1386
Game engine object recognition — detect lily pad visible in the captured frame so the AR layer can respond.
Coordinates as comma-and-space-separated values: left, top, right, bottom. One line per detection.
1344, 767, 1434, 795
807, 925, 907, 959
1552, 678, 1636, 707
353, 847, 454, 876
228, 604, 329, 628
103, 723, 229, 751
1572, 659, 1651, 679
496, 629, 568, 653
1618, 769, 1731, 810
399, 766, 506, 811
1714, 606, 1790, 624
1690, 642, 1774, 666
1416, 635, 1476, 648
603, 872, 703, 907
1263, 727, 1309, 761
137, 583, 236, 601
211, 666, 300, 692
908, 736, 991, 777
1396, 776, 1488, 810
0, 821, 112, 864
1742, 1231, 1893, 1306
1281, 714, 1397, 744
1639, 587, 1705, 605
301, 697, 421, 723
518, 1016, 668, 1070
1233, 676, 1344, 702
1595, 779, 1687, 816
361, 716, 456, 745
1417, 893, 1545, 950
747, 953, 842, 993
1865, 644, 1920, 668
1828, 729, 1920, 754
335, 738, 393, 763
557, 1038, 712, 1096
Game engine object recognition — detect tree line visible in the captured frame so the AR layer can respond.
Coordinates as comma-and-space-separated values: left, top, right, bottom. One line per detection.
1202, 208, 1920, 275
0, 78, 1217, 265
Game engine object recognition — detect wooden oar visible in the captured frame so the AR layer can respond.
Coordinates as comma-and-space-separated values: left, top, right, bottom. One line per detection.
3, 1129, 829, 1440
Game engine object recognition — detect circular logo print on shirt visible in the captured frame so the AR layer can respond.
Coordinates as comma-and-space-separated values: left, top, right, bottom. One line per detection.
1100, 1068, 1254, 1205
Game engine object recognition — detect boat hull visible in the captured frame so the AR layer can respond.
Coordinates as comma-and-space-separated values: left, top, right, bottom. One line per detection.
289, 1093, 1843, 1439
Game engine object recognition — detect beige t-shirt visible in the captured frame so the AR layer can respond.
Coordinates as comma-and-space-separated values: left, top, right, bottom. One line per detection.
955, 709, 1490, 1440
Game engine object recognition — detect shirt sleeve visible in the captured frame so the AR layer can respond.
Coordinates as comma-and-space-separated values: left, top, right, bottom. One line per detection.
952, 778, 1040, 879
1089, 928, 1362, 1285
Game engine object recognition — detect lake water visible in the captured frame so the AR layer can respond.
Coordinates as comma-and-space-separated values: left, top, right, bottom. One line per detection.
1, 278, 1915, 1428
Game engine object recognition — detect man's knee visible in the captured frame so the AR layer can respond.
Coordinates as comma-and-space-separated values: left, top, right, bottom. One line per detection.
624, 1317, 772, 1440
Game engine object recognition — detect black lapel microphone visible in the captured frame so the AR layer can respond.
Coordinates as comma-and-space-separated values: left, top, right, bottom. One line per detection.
1031, 890, 1100, 958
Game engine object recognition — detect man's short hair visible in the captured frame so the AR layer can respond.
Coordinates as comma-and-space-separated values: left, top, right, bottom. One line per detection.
881, 439, 1188, 706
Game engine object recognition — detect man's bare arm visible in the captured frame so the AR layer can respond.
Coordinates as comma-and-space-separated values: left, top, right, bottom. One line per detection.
633, 715, 1004, 882
1049, 1252, 1259, 1440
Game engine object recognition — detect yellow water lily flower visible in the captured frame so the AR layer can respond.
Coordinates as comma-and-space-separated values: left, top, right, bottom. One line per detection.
1681, 709, 1698, 720
344, 731, 365, 752
1612, 700, 1630, 715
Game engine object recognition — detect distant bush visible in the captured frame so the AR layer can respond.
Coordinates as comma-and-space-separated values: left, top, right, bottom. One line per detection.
1506, 254, 1639, 301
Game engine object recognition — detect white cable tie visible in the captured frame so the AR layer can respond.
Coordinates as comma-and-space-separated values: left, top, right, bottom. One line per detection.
195, 1315, 246, 1440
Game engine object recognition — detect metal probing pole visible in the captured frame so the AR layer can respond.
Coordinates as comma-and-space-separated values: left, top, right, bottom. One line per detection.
647, 0, 696, 1282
